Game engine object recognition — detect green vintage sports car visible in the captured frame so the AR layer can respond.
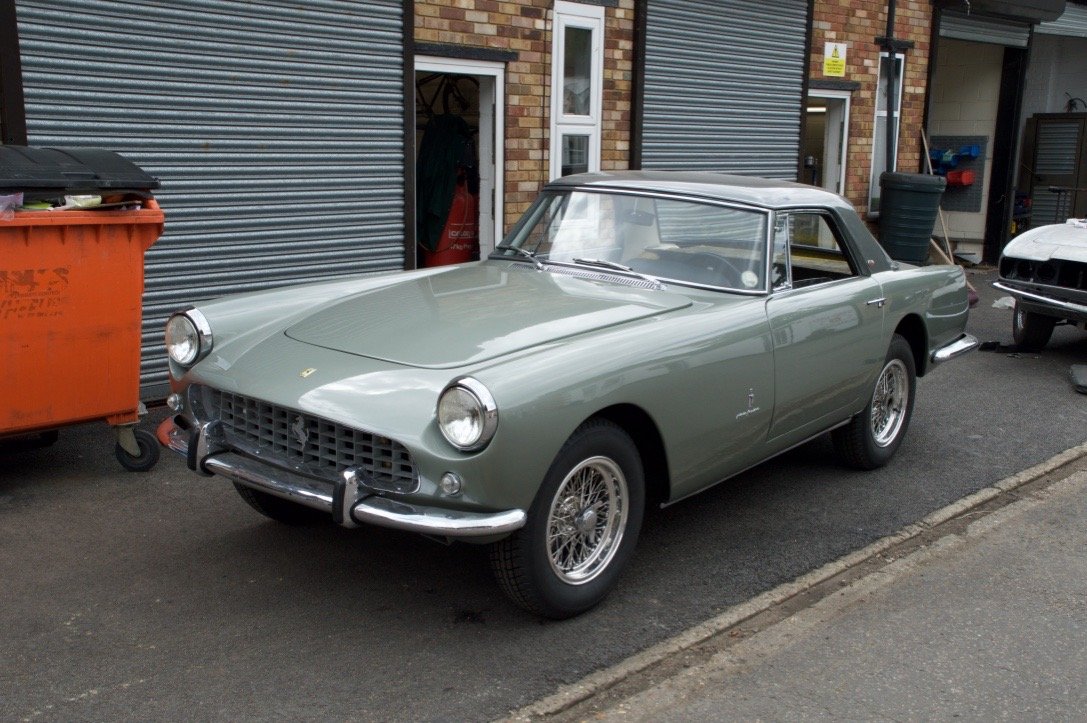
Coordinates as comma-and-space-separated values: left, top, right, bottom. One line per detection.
158, 171, 977, 618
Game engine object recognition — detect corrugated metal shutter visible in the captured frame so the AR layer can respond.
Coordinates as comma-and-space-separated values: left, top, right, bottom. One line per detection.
640, 0, 808, 178
16, 0, 405, 397
1031, 120, 1081, 224
939, 11, 1031, 47
1036, 3, 1087, 36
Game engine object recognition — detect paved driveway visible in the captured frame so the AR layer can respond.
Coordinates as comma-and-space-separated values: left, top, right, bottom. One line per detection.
2, 269, 1084, 721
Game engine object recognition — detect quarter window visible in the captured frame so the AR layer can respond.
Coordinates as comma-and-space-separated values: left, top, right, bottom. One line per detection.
773, 213, 858, 290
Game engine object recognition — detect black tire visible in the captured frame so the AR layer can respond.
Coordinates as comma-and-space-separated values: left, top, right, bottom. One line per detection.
1012, 302, 1056, 351
115, 429, 161, 472
233, 483, 330, 525
833, 334, 916, 470
490, 419, 645, 619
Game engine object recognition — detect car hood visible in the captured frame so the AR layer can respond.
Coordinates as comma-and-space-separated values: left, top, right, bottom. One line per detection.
1002, 222, 1087, 263
283, 263, 693, 368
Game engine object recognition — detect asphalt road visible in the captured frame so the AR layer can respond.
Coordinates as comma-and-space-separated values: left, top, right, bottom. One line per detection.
2, 268, 1085, 722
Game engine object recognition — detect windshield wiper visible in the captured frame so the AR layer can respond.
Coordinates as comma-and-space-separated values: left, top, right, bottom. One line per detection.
492, 244, 544, 270
572, 258, 663, 289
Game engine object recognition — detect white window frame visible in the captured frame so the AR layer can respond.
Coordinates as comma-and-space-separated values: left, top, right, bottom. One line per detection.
868, 51, 905, 212
550, 0, 604, 180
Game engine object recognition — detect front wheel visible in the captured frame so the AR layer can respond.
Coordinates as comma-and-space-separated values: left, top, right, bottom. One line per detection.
1012, 302, 1056, 351
490, 420, 645, 619
833, 334, 916, 470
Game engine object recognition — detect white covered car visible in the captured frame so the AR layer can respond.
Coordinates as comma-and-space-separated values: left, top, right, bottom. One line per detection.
994, 220, 1087, 350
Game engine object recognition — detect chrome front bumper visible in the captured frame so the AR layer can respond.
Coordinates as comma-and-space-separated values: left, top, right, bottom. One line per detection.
157, 416, 526, 538
992, 280, 1087, 320
930, 332, 979, 365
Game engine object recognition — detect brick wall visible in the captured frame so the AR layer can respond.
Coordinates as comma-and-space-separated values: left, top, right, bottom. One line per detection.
415, 0, 635, 230
811, 0, 932, 213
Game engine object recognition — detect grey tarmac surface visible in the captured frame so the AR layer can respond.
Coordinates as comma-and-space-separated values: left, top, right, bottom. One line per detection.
1, 268, 1086, 721
539, 468, 1087, 721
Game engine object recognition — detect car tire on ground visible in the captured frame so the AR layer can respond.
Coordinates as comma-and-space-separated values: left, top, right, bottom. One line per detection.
233, 483, 330, 525
490, 419, 645, 619
1012, 302, 1057, 351
833, 334, 916, 470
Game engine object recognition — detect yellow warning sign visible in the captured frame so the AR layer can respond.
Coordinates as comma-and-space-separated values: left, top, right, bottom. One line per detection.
823, 42, 847, 78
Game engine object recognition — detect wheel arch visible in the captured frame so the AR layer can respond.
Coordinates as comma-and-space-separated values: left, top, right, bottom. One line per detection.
892, 313, 929, 377
590, 404, 671, 508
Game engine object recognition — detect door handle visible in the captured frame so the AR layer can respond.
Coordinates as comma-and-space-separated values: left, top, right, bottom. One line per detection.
866, 297, 886, 308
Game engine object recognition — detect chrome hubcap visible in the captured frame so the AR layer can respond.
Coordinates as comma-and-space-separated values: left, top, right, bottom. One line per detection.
546, 456, 627, 585
870, 359, 909, 447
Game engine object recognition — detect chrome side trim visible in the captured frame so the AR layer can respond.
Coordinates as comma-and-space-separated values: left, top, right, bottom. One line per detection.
993, 280, 1087, 316
351, 496, 526, 537
930, 333, 979, 365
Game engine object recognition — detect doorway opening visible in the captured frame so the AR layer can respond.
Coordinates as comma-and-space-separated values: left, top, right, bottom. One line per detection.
802, 91, 850, 194
414, 57, 504, 268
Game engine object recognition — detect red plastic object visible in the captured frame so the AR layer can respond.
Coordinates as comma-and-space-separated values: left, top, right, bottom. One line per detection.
947, 170, 975, 187
1, 200, 163, 436
420, 179, 479, 267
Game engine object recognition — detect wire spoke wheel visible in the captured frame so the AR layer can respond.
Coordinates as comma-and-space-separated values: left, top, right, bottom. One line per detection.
832, 334, 916, 470
870, 358, 909, 447
545, 456, 627, 585
490, 420, 644, 618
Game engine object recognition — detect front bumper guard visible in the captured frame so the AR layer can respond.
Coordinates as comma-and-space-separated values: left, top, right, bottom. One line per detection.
157, 416, 526, 538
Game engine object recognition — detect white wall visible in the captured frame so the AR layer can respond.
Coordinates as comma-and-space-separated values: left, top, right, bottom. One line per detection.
1021, 34, 1087, 120
927, 38, 1004, 252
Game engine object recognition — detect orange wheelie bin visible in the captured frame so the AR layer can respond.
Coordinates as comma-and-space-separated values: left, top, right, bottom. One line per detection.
0, 146, 164, 470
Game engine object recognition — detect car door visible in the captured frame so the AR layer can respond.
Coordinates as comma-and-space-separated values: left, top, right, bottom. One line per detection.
765, 210, 886, 445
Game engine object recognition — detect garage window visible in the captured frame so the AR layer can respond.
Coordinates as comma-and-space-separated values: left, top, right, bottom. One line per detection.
550, 0, 604, 179
868, 52, 905, 213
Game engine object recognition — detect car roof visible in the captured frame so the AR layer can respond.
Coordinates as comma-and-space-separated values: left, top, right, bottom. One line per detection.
546, 170, 851, 211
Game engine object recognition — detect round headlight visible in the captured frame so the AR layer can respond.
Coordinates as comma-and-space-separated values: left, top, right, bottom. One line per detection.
165, 309, 212, 366
437, 378, 498, 451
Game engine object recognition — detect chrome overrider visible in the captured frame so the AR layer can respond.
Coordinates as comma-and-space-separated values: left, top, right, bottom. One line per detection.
157, 415, 527, 537
930, 332, 980, 365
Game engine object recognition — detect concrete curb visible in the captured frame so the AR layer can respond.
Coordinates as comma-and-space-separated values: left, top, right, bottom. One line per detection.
504, 441, 1087, 721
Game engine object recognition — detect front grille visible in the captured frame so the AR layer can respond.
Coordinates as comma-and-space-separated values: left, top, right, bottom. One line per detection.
1000, 256, 1087, 292
199, 387, 417, 494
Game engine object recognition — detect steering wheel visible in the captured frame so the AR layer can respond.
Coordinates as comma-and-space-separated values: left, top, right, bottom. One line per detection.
684, 251, 745, 288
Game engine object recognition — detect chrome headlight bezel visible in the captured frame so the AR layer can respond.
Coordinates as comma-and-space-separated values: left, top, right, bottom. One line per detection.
165, 308, 213, 367
436, 377, 498, 452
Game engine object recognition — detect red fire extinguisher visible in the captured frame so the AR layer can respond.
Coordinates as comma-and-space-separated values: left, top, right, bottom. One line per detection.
421, 175, 479, 267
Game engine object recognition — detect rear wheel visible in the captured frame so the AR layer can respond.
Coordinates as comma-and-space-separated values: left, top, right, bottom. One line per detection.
490, 420, 645, 619
833, 334, 916, 470
233, 483, 329, 525
1012, 302, 1056, 351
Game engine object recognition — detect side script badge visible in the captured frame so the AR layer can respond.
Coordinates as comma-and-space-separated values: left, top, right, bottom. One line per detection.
735, 388, 761, 420
299, 368, 317, 378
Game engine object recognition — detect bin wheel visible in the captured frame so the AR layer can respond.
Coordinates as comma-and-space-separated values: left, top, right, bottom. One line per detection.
115, 429, 160, 472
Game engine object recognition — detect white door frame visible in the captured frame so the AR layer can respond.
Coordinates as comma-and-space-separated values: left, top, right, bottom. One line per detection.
414, 56, 505, 256
809, 89, 851, 195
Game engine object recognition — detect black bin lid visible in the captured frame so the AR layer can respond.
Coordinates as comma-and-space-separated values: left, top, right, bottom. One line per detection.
0, 145, 159, 194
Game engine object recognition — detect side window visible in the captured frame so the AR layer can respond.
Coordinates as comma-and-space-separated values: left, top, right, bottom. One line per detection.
774, 212, 858, 289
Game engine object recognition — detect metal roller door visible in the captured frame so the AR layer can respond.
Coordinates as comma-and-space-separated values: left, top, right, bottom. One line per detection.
939, 11, 1031, 47
15, 0, 406, 397
641, 0, 809, 178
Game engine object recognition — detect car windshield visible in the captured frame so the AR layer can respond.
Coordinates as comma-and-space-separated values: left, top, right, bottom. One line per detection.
494, 190, 769, 291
